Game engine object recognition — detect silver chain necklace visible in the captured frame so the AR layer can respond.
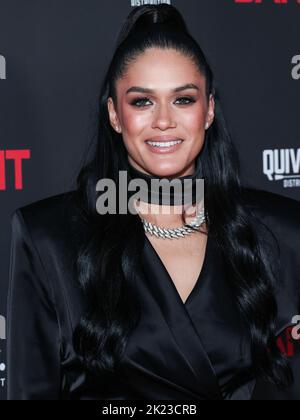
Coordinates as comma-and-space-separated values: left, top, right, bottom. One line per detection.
139, 207, 206, 240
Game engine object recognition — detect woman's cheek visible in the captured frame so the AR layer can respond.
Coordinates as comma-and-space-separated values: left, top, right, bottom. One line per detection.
187, 104, 206, 126
119, 108, 150, 157
121, 107, 150, 136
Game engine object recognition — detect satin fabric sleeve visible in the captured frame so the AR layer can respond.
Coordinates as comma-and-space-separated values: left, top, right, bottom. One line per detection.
7, 210, 61, 400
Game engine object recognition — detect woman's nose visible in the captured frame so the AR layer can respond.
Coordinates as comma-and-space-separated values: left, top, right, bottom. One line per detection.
151, 104, 177, 130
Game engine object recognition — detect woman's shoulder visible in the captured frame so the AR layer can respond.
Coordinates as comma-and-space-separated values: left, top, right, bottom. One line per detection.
241, 187, 300, 232
11, 189, 82, 244
241, 188, 300, 320
13, 189, 78, 220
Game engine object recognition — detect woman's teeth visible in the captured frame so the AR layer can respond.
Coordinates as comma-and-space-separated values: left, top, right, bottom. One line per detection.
146, 140, 183, 148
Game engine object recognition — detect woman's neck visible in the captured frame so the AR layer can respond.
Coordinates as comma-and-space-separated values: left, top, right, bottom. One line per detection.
133, 199, 203, 228
127, 154, 204, 226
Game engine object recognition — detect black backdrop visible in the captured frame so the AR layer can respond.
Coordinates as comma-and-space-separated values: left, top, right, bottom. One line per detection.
0, 0, 299, 400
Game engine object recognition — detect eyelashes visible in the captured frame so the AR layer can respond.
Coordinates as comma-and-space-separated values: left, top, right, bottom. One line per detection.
130, 96, 196, 108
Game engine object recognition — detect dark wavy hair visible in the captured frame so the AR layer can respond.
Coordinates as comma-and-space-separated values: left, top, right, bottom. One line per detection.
73, 4, 292, 394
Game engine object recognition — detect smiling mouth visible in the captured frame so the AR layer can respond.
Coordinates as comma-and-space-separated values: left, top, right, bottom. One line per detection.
145, 139, 183, 148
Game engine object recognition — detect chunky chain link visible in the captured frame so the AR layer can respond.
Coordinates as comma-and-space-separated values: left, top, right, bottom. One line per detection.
140, 208, 206, 240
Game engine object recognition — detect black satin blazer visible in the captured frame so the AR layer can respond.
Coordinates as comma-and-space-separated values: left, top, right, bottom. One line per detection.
6, 188, 300, 400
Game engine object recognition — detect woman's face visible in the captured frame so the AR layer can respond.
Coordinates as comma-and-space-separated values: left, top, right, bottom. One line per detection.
108, 48, 215, 178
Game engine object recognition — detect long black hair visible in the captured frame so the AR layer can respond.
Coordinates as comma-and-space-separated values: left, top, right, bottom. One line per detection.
73, 4, 292, 392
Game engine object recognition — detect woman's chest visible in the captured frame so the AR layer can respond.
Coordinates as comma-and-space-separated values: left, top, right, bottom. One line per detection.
146, 233, 208, 303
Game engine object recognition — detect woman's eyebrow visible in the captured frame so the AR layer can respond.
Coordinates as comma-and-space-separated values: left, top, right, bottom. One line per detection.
126, 84, 200, 95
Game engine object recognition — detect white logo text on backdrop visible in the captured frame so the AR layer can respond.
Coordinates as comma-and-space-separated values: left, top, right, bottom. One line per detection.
263, 148, 300, 188
131, 0, 171, 6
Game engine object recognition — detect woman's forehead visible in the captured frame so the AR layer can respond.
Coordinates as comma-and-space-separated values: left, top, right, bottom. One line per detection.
116, 50, 205, 93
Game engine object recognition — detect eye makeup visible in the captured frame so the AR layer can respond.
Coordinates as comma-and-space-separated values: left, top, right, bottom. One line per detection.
130, 96, 197, 108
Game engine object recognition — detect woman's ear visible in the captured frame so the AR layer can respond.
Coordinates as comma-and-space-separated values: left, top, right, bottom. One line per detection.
107, 97, 122, 133
205, 94, 215, 130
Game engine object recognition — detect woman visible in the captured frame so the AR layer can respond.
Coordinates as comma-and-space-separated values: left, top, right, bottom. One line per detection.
7, 4, 300, 400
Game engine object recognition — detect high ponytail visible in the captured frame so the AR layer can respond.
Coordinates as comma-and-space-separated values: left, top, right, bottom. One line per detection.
73, 4, 292, 394
114, 4, 188, 47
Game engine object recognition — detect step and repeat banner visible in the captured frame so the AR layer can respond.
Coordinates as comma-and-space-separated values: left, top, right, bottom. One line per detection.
0, 0, 299, 400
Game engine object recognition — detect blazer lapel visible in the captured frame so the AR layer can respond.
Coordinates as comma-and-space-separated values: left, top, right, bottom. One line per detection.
141, 235, 223, 400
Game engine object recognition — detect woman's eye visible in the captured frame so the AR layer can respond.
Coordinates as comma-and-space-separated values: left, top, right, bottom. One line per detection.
175, 97, 196, 105
131, 98, 152, 107
131, 97, 196, 108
